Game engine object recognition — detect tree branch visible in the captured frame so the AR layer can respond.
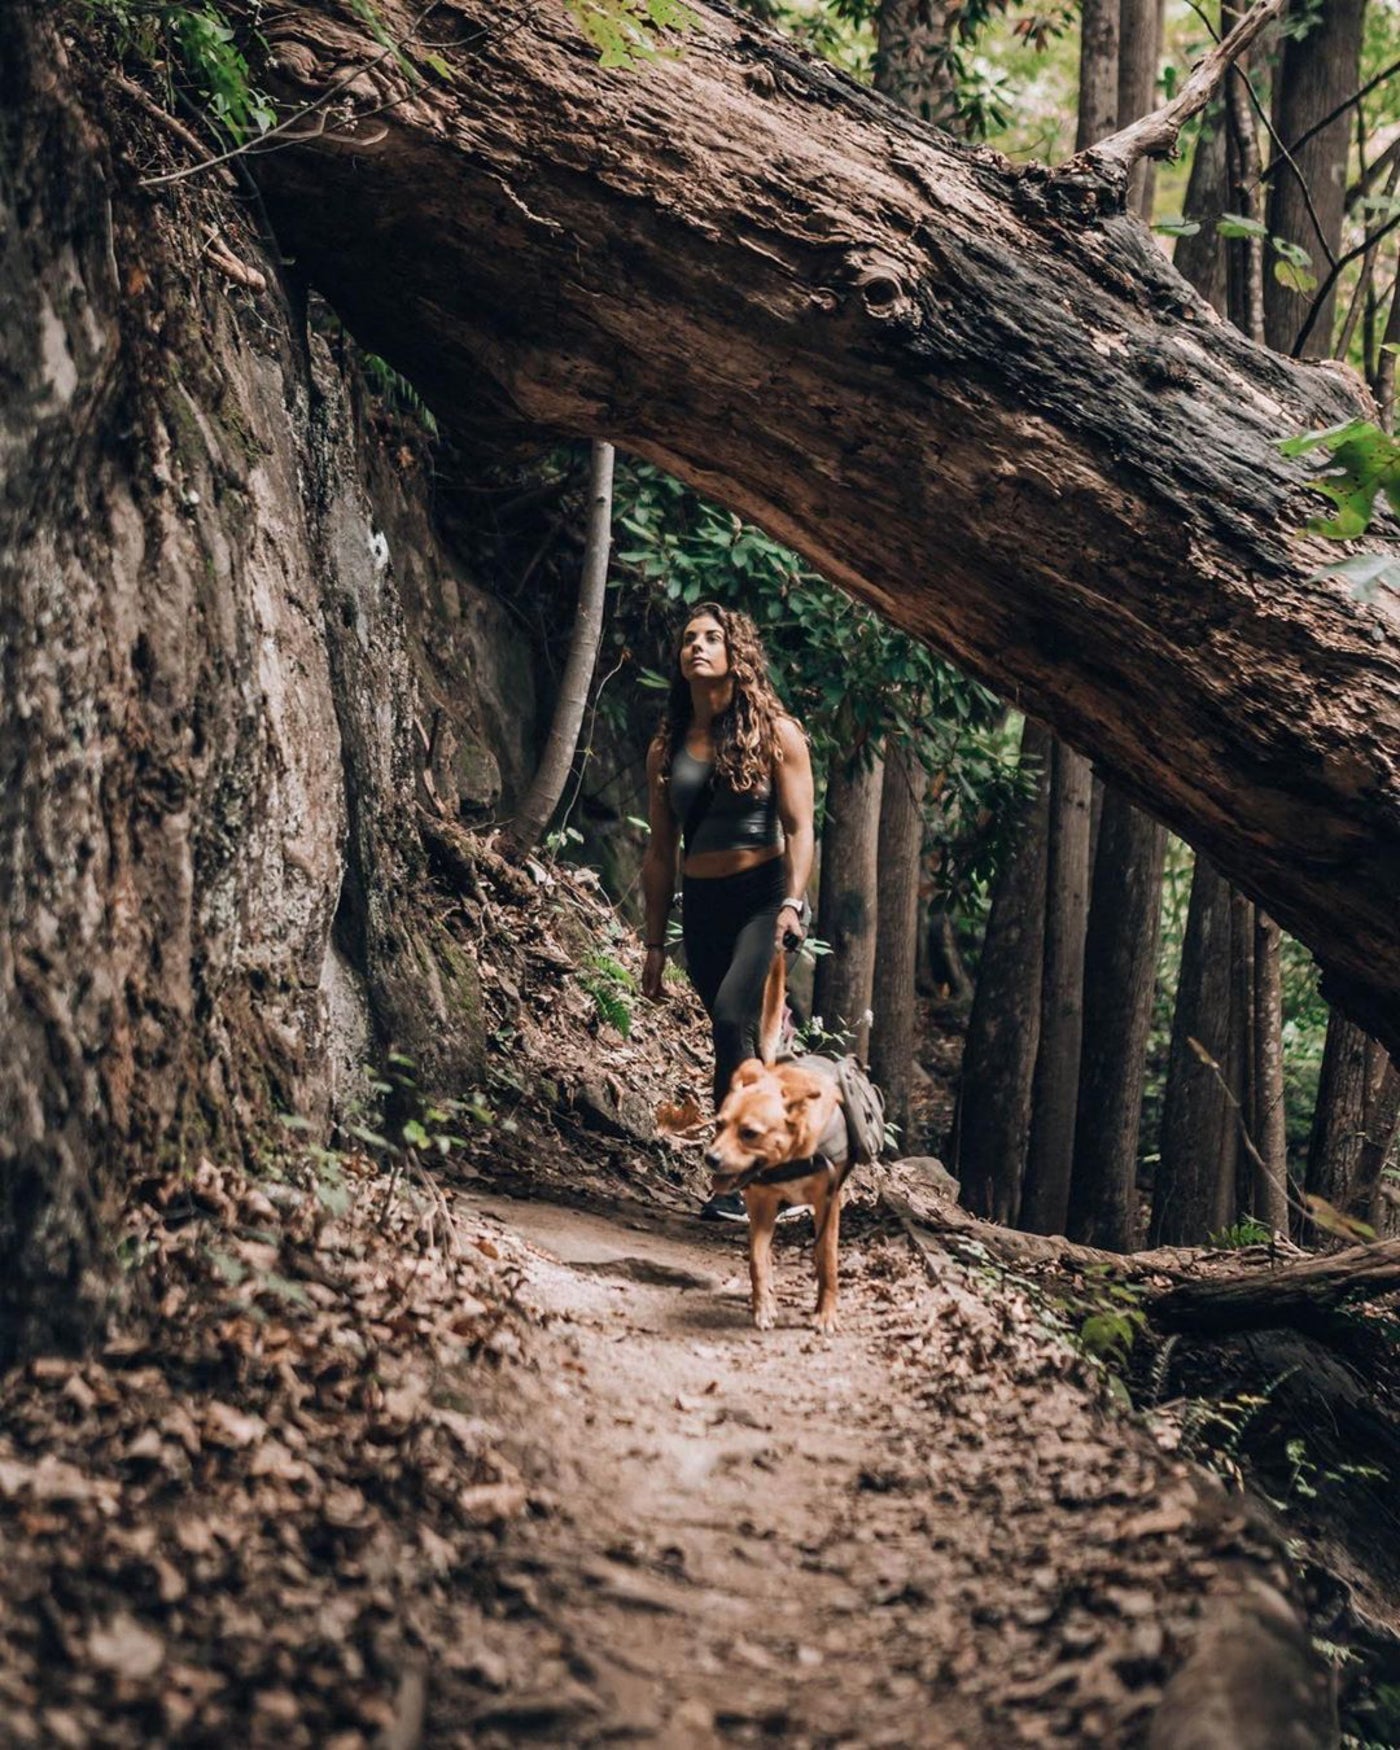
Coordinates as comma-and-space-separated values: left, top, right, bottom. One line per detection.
1056, 0, 1286, 198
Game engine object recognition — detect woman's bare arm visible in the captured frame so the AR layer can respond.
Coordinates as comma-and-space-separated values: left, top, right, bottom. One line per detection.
641, 738, 679, 997
773, 716, 815, 944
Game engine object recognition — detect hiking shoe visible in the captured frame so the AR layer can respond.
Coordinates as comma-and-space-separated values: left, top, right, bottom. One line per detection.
699, 1191, 748, 1223
775, 1201, 809, 1226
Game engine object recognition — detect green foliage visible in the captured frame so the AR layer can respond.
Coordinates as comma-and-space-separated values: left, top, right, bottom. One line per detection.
361, 352, 440, 436
1280, 419, 1400, 544
565, 0, 700, 68
610, 454, 1008, 783
80, 1, 276, 142
577, 951, 637, 1037
1065, 1270, 1148, 1375
607, 454, 1026, 932
348, 1053, 499, 1161
1209, 214, 1317, 294
1207, 1216, 1274, 1250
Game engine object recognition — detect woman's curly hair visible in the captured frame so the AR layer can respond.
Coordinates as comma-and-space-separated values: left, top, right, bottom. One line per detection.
655, 601, 787, 795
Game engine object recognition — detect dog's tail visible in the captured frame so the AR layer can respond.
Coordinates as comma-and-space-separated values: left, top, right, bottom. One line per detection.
758, 951, 786, 1067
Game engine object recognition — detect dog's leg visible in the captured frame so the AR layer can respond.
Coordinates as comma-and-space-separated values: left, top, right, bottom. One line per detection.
746, 1195, 779, 1330
812, 1182, 842, 1334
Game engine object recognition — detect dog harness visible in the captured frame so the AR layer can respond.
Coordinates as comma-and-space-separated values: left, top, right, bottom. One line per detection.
724, 1058, 882, 1193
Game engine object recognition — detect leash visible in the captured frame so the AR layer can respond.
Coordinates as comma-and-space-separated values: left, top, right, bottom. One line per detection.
725, 1152, 839, 1193
723, 1150, 853, 1249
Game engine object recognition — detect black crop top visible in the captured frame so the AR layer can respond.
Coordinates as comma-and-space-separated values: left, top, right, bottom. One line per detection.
670, 745, 781, 856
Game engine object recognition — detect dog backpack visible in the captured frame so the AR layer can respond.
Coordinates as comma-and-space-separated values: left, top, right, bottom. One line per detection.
835, 1056, 887, 1166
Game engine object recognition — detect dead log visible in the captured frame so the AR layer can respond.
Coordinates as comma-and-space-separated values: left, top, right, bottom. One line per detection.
1151, 1237, 1400, 1334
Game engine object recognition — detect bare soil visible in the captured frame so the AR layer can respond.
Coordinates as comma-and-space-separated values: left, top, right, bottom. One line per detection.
434, 1170, 1303, 1748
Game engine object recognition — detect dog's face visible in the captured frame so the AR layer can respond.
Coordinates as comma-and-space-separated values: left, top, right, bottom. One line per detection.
705, 1059, 835, 1191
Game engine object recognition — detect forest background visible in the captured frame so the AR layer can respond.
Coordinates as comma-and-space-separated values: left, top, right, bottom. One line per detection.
453, 0, 1400, 1257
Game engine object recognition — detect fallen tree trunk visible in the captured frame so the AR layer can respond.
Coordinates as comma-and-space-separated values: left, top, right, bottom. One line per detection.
1152, 1236, 1400, 1333
230, 0, 1400, 1053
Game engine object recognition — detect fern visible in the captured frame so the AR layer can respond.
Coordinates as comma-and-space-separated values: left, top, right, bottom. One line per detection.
577, 951, 636, 1037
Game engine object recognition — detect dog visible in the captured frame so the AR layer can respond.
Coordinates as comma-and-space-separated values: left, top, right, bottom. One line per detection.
704, 954, 853, 1333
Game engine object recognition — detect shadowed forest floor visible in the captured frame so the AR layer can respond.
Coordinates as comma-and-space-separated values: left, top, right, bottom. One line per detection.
440, 1181, 1293, 1748
0, 847, 1386, 1746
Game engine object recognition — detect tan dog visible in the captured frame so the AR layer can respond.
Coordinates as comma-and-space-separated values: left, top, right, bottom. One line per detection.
705, 956, 849, 1333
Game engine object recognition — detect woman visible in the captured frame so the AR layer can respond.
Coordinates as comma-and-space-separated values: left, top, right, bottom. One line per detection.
640, 603, 816, 1219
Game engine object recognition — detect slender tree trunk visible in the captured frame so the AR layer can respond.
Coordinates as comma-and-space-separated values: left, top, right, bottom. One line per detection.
1021, 743, 1093, 1235
1224, 57, 1266, 345
1151, 857, 1237, 1245
1067, 789, 1167, 1248
1265, 0, 1367, 355
1354, 1050, 1400, 1228
954, 723, 1051, 1223
1305, 1012, 1375, 1229
1224, 887, 1256, 1226
1118, 0, 1163, 217
1252, 911, 1290, 1231
1077, 0, 1121, 151
1019, 0, 1138, 1241
1063, 0, 1168, 1252
813, 751, 884, 1061
875, 0, 959, 126
861, 0, 944, 1133
499, 440, 614, 858
870, 742, 928, 1147
1174, 103, 1231, 313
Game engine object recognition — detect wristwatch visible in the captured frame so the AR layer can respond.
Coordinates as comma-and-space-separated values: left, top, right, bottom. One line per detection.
778, 896, 810, 928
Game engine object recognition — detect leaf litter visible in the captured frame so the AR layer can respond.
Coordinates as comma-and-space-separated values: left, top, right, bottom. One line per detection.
0, 834, 1382, 1745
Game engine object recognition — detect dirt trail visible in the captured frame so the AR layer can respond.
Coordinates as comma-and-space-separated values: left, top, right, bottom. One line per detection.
447, 1185, 1295, 1749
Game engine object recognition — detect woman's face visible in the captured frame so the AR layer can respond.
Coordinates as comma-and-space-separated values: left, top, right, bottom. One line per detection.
679, 614, 730, 682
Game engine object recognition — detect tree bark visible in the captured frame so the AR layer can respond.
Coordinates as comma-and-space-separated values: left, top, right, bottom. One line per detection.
1020, 743, 1093, 1235
499, 439, 614, 858
1265, 0, 1367, 356
1152, 1234, 1400, 1332
813, 750, 884, 1060
1151, 857, 1237, 1245
1252, 911, 1290, 1231
1067, 788, 1167, 1249
1305, 1010, 1373, 1226
870, 741, 928, 1146
953, 722, 1051, 1222
232, 0, 1400, 1062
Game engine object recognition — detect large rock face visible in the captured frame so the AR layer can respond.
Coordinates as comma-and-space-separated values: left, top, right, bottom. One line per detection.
0, 14, 533, 1358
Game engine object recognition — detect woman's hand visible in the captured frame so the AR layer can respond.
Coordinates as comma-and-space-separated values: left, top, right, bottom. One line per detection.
642, 945, 667, 1001
774, 903, 805, 954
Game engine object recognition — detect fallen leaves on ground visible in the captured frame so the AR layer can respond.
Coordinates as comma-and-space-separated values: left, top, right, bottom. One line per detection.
0, 1147, 542, 1748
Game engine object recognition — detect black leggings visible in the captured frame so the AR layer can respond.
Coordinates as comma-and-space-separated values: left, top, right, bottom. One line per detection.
682, 858, 787, 1108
